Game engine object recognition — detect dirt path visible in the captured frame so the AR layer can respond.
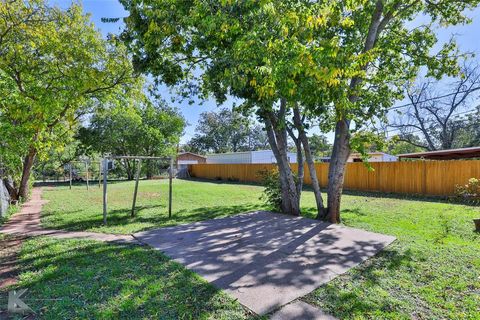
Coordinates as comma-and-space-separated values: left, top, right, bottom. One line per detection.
0, 188, 138, 244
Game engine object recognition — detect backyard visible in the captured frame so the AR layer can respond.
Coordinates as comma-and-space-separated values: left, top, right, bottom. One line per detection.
2, 179, 479, 319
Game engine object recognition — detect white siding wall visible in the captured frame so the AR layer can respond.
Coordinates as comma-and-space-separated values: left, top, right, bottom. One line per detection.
381, 154, 398, 162
251, 150, 297, 163
206, 150, 297, 164
251, 150, 276, 163
207, 152, 251, 164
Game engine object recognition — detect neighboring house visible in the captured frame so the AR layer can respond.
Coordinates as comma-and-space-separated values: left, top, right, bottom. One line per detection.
398, 146, 480, 160
176, 152, 207, 170
348, 152, 398, 163
206, 150, 297, 164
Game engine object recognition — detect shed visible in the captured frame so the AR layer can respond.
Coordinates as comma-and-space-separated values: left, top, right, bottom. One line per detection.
398, 146, 480, 160
206, 150, 297, 164
176, 152, 207, 169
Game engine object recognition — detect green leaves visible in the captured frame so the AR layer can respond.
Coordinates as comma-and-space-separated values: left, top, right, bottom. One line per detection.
0, 0, 137, 190
77, 95, 185, 159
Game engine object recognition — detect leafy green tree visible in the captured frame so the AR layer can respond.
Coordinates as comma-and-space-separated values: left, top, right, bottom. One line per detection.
120, 0, 339, 216
188, 108, 250, 153
78, 97, 185, 179
309, 134, 332, 159
0, 0, 136, 201
308, 0, 480, 222
388, 136, 425, 155
187, 108, 269, 153
119, 0, 479, 222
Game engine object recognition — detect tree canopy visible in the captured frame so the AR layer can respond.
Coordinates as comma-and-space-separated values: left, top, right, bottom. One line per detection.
119, 0, 480, 221
78, 96, 185, 179
185, 108, 268, 154
0, 0, 137, 200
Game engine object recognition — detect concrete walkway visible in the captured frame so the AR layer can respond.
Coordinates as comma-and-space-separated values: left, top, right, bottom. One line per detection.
0, 188, 137, 244
135, 211, 396, 315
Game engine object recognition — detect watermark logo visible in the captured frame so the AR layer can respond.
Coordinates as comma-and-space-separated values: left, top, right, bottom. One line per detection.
8, 289, 32, 314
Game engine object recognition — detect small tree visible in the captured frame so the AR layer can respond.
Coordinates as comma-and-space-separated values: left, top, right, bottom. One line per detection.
78, 97, 185, 180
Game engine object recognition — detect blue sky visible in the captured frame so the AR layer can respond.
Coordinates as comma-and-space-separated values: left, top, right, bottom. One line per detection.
52, 1, 480, 144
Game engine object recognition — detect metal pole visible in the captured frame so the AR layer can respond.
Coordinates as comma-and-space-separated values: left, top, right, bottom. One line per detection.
102, 158, 108, 225
98, 161, 101, 188
131, 159, 142, 217
85, 161, 89, 190
69, 164, 72, 190
168, 157, 173, 218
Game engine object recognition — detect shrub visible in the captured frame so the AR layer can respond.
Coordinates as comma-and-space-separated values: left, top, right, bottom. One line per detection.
455, 178, 480, 205
257, 168, 282, 211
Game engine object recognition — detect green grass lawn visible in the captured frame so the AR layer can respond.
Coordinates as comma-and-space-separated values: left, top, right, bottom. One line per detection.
41, 179, 268, 234
17, 179, 480, 318
0, 237, 256, 319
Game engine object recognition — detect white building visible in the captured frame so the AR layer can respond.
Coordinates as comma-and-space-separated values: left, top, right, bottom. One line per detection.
206, 150, 297, 164
347, 152, 398, 162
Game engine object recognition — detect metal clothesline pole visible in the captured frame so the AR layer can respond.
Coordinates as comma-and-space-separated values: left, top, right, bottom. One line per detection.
85, 161, 89, 190
101, 155, 174, 225
102, 158, 108, 225
131, 159, 142, 217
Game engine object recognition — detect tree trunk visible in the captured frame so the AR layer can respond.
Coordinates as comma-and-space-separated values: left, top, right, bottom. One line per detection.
2, 178, 18, 201
323, 0, 394, 223
294, 139, 304, 197
326, 119, 351, 223
17, 147, 37, 201
124, 159, 134, 180
292, 107, 326, 218
263, 105, 301, 216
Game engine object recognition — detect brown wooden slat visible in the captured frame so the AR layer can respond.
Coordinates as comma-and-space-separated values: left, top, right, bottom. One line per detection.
188, 161, 480, 196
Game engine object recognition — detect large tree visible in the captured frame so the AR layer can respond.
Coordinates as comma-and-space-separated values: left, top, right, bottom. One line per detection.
186, 108, 269, 154
187, 108, 250, 153
309, 0, 480, 222
390, 63, 480, 151
119, 0, 479, 221
78, 97, 185, 179
120, 0, 340, 216
0, 0, 136, 201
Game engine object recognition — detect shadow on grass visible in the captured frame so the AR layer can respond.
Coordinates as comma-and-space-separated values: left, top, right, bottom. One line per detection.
2, 238, 255, 319
41, 203, 264, 233
303, 244, 415, 318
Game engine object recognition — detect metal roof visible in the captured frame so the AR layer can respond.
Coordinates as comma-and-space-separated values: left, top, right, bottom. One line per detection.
177, 152, 207, 159
398, 146, 480, 160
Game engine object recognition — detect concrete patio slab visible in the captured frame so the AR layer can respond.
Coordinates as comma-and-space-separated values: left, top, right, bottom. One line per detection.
134, 211, 395, 315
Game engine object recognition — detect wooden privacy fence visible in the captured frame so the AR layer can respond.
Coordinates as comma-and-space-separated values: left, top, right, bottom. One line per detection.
189, 160, 480, 196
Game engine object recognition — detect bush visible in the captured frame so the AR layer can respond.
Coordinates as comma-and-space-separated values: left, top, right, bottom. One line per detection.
257, 168, 282, 211
455, 178, 480, 205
